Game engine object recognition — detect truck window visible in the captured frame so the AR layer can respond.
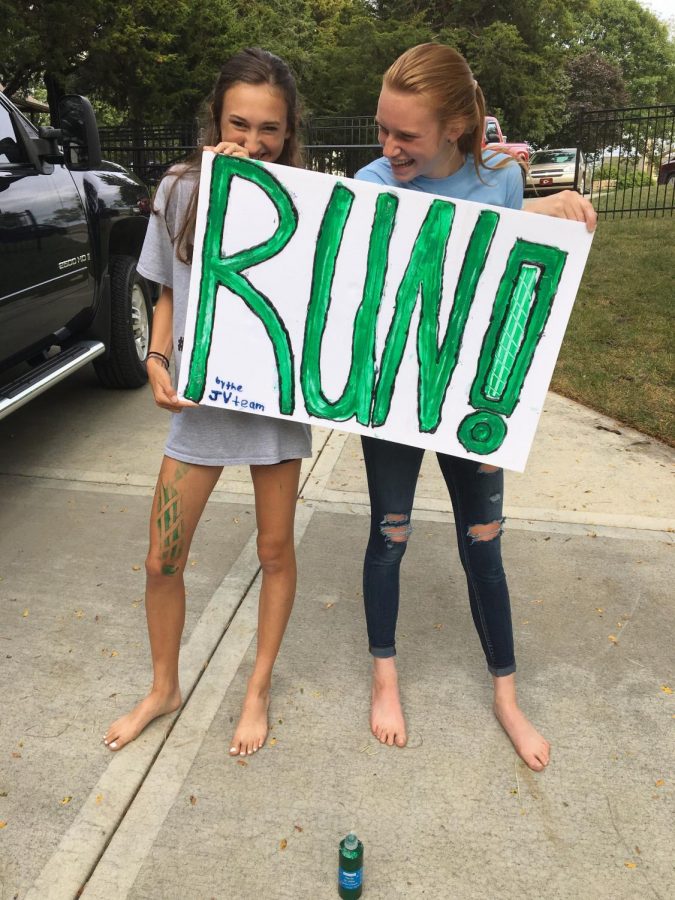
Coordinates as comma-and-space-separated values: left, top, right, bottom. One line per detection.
0, 105, 27, 166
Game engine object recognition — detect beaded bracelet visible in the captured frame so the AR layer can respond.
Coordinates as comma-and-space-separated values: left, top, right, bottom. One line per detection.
146, 351, 170, 369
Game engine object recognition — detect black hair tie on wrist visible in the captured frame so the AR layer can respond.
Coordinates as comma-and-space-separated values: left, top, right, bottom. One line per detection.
147, 351, 170, 369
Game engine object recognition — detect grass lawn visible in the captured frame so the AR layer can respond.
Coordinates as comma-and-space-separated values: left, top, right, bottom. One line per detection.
551, 215, 674, 445
590, 181, 675, 217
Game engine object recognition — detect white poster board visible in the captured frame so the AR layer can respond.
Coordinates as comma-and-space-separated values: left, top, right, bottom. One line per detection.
177, 152, 594, 472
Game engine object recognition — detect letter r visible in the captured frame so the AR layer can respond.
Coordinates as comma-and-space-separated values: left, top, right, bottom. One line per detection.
183, 155, 298, 412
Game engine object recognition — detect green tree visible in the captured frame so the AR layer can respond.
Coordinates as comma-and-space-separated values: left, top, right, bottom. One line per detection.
547, 50, 628, 147
0, 0, 107, 113
574, 0, 675, 105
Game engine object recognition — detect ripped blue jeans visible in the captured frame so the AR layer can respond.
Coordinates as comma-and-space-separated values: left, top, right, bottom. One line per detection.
362, 436, 515, 676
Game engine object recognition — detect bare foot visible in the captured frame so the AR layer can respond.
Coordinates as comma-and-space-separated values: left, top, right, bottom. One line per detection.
104, 689, 181, 751
371, 658, 407, 747
494, 700, 550, 771
229, 682, 270, 756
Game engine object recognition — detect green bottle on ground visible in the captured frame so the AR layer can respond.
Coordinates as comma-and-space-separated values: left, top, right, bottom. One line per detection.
338, 832, 364, 898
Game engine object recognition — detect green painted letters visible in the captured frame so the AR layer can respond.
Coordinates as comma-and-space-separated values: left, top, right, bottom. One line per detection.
301, 185, 399, 423
183, 155, 298, 411
458, 240, 568, 454
372, 204, 500, 432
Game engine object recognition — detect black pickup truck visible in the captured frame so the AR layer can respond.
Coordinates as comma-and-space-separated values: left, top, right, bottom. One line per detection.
0, 92, 153, 420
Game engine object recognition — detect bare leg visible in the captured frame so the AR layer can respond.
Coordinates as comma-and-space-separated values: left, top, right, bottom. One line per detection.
371, 656, 407, 747
229, 459, 302, 756
104, 458, 222, 750
493, 673, 550, 771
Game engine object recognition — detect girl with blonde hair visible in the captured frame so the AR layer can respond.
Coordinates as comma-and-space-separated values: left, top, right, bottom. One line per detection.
356, 43, 595, 770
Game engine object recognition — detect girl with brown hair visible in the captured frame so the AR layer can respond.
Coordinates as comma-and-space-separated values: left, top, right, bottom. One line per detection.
104, 48, 310, 758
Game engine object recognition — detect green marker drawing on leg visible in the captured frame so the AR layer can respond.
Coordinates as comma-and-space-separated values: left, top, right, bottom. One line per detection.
458, 239, 568, 455
301, 186, 399, 424
372, 205, 500, 432
157, 481, 183, 575
183, 155, 298, 412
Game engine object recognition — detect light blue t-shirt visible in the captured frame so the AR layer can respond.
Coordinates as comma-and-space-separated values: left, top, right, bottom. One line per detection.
355, 151, 523, 211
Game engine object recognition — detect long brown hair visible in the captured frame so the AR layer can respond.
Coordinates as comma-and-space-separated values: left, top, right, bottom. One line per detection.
383, 43, 512, 180
165, 47, 303, 263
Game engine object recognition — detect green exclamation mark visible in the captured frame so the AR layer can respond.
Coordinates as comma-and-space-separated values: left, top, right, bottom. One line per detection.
457, 239, 568, 455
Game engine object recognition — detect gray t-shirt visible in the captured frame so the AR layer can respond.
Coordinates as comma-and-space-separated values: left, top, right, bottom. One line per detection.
137, 169, 311, 466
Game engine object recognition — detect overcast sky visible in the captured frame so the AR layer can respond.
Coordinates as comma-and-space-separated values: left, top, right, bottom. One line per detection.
638, 0, 675, 26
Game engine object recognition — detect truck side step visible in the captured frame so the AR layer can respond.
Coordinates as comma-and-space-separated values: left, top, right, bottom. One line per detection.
0, 341, 106, 421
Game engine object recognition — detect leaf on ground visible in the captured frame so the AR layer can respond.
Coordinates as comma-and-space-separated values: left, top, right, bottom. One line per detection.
654, 779, 665, 787
236, 759, 248, 767
660, 684, 672, 694
608, 635, 619, 644
189, 795, 197, 805
323, 602, 334, 609
433, 623, 443, 630
294, 824, 303, 832
95, 794, 103, 805
624, 861, 637, 869
11, 752, 21, 759
74, 610, 85, 619
110, 650, 119, 657
595, 608, 604, 614
270, 738, 277, 746
131, 565, 141, 571
279, 839, 288, 850
0, 821, 7, 829
22, 609, 29, 617
60, 796, 72, 805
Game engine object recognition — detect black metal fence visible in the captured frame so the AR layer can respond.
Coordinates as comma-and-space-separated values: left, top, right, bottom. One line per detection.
304, 116, 380, 177
577, 104, 675, 218
98, 118, 381, 184
98, 107, 675, 218
98, 122, 199, 186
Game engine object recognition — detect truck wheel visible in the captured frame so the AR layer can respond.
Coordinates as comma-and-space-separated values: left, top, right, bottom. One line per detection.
94, 255, 153, 389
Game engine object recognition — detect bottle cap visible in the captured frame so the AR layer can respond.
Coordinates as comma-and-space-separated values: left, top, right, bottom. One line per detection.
344, 833, 359, 850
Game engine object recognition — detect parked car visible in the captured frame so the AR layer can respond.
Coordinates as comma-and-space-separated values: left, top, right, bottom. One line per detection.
482, 115, 529, 166
0, 91, 153, 420
657, 157, 675, 185
524, 148, 587, 197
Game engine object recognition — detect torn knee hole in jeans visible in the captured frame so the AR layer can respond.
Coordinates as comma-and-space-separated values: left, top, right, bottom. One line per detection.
467, 518, 504, 544
379, 513, 412, 547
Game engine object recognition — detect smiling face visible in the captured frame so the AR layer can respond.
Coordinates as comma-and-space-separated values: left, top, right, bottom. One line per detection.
375, 86, 465, 181
219, 82, 290, 163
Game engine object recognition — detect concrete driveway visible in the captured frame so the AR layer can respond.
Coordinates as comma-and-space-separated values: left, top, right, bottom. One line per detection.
0, 370, 673, 899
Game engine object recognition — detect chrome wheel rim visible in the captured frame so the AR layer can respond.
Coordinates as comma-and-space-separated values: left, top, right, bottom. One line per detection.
131, 284, 150, 361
